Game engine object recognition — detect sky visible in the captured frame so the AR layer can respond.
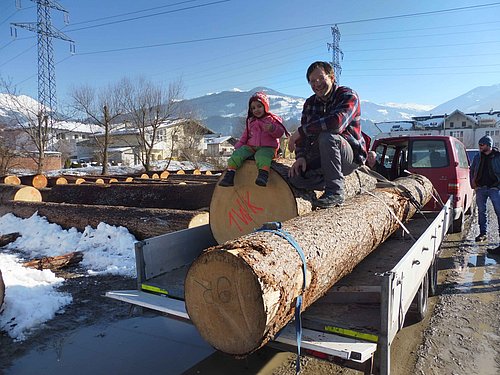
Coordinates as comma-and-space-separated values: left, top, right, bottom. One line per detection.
1, 1, 500, 109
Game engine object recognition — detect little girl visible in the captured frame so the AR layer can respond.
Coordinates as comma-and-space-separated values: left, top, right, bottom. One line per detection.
219, 91, 289, 187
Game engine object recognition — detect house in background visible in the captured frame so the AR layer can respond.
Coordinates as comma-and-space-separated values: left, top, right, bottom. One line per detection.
76, 119, 214, 167
376, 109, 500, 149
204, 135, 238, 157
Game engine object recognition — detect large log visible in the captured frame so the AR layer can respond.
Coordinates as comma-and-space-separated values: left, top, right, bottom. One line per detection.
43, 182, 216, 210
0, 201, 209, 240
209, 160, 378, 244
185, 174, 433, 356
0, 184, 42, 203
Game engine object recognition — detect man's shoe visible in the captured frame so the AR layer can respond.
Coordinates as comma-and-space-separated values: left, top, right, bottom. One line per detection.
475, 234, 487, 242
218, 170, 235, 187
487, 246, 500, 255
314, 192, 344, 209
255, 170, 269, 187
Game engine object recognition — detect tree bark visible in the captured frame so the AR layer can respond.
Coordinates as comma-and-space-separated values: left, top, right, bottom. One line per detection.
43, 182, 216, 210
23, 251, 83, 271
0, 232, 21, 247
185, 174, 433, 356
0, 184, 42, 203
0, 201, 209, 240
209, 160, 378, 244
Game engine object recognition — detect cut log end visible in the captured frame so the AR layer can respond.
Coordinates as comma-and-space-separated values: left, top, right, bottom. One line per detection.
185, 249, 266, 355
56, 177, 68, 185
210, 161, 298, 244
188, 212, 209, 228
32, 174, 48, 189
0, 185, 43, 203
4, 175, 21, 185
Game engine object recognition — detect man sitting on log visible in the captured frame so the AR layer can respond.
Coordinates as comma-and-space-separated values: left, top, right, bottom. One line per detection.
287, 61, 367, 208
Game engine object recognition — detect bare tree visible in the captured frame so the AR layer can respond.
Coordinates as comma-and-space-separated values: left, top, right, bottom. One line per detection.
70, 83, 125, 175
177, 120, 212, 169
122, 77, 185, 171
0, 77, 57, 174
0, 124, 19, 175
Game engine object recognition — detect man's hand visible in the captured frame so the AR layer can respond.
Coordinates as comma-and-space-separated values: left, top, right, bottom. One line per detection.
289, 157, 307, 178
288, 130, 301, 153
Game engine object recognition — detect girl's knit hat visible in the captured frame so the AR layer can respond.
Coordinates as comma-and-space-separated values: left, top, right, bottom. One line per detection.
248, 91, 270, 114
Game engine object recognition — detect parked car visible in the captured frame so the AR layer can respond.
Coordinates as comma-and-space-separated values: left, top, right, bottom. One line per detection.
371, 135, 474, 233
466, 149, 479, 165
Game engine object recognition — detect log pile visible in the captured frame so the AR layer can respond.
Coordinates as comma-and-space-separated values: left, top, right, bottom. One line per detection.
185, 174, 433, 356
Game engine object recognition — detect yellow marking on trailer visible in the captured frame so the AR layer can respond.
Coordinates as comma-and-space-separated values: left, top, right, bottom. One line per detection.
141, 284, 169, 295
325, 326, 379, 343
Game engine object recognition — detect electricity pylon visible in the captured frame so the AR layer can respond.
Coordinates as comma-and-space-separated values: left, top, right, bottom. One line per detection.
327, 24, 343, 84
11, 0, 74, 124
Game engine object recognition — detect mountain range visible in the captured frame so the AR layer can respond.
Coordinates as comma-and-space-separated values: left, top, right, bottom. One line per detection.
2, 83, 500, 138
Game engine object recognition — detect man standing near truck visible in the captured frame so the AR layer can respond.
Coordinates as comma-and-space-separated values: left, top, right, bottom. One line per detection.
469, 135, 500, 255
287, 61, 366, 209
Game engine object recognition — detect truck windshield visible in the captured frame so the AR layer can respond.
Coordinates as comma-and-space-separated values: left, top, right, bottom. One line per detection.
410, 140, 449, 168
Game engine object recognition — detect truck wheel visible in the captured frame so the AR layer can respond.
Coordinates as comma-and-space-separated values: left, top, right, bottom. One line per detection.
449, 212, 464, 234
415, 273, 429, 321
428, 259, 438, 297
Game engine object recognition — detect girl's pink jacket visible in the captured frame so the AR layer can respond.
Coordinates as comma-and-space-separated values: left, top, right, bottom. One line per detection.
235, 114, 288, 149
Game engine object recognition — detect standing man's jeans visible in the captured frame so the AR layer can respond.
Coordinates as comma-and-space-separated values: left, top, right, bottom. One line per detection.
476, 187, 500, 235
289, 132, 358, 195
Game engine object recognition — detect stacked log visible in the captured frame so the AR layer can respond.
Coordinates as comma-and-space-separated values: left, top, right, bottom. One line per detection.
18, 174, 48, 189
185, 174, 433, 356
2, 175, 20, 185
0, 184, 42, 203
209, 160, 378, 244
43, 182, 215, 210
0, 201, 209, 240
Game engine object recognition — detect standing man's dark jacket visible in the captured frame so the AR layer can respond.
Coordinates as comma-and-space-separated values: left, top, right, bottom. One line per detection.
470, 148, 500, 189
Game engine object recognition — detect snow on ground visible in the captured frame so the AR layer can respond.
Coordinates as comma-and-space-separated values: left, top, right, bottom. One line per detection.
0, 213, 137, 341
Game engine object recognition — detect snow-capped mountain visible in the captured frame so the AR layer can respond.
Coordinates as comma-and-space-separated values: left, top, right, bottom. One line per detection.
429, 83, 500, 114
0, 93, 40, 125
179, 87, 428, 136
2, 83, 500, 137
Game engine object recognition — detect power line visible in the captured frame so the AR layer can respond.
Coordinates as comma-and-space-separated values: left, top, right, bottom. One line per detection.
74, 2, 500, 56
64, 0, 230, 33
68, 0, 201, 26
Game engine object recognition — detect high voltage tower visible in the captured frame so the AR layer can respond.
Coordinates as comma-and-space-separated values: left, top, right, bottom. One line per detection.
11, 0, 74, 125
327, 25, 343, 83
